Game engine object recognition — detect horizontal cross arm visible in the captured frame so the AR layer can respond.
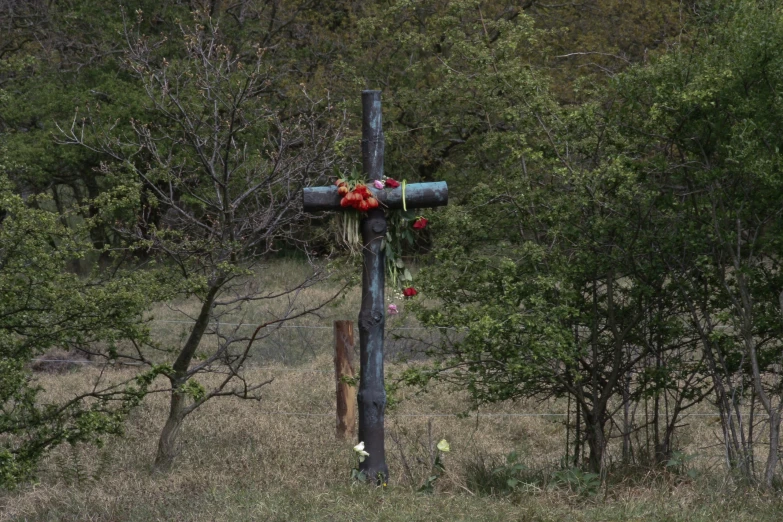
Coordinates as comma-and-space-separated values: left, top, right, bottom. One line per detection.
302, 181, 448, 213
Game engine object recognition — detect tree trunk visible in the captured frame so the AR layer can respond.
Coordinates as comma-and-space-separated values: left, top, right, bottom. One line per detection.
764, 411, 781, 488
574, 395, 581, 467
154, 388, 186, 472
657, 406, 681, 465
622, 368, 631, 463
584, 408, 607, 474
687, 296, 752, 477
586, 425, 606, 474
152, 281, 222, 471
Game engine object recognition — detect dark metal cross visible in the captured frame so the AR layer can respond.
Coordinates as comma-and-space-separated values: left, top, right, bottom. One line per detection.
302, 91, 448, 482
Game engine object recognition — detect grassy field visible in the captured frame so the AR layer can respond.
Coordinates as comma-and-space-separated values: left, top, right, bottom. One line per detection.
3, 263, 783, 521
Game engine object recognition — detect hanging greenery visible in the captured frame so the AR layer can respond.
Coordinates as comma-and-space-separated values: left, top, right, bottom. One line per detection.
333, 168, 428, 293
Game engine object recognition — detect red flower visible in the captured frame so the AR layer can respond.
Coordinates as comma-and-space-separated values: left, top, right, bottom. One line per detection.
385, 178, 400, 188
403, 287, 418, 297
412, 218, 428, 230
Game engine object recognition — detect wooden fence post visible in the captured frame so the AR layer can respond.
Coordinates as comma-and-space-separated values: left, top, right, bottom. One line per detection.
334, 320, 357, 440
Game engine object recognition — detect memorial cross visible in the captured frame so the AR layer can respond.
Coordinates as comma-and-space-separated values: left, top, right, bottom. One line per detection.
302, 91, 448, 482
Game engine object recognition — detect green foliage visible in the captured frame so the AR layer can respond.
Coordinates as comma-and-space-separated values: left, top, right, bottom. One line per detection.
178, 379, 207, 403
2, 0, 782, 488
384, 380, 402, 412
350, 468, 368, 484
339, 375, 359, 388
550, 468, 601, 497
666, 450, 698, 480
346, 1, 553, 199
465, 450, 606, 498
417, 453, 444, 494
532, 0, 685, 100
384, 209, 418, 291
0, 1, 183, 262
464, 450, 538, 497
495, 450, 528, 491
0, 173, 170, 488
406, 0, 783, 480
614, 2, 783, 483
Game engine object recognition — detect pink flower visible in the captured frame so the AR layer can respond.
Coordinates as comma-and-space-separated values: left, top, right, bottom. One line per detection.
385, 178, 400, 188
387, 304, 399, 315
412, 218, 428, 230
402, 287, 418, 298
373, 180, 385, 190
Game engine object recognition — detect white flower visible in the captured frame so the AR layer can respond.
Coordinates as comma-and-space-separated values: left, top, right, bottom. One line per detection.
353, 441, 370, 462
437, 439, 450, 453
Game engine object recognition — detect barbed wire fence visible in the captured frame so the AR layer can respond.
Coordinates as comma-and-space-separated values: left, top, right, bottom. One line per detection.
32, 319, 450, 366
32, 318, 737, 420
30, 318, 773, 469
145, 318, 456, 364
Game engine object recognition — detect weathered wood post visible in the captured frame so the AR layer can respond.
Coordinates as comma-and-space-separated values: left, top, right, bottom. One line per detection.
334, 320, 357, 440
302, 90, 448, 483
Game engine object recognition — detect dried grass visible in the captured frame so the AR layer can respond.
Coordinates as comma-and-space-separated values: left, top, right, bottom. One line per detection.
2, 261, 782, 521
4, 359, 781, 521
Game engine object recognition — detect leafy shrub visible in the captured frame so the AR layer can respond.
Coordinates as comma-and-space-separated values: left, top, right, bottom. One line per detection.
549, 468, 601, 497
465, 451, 544, 496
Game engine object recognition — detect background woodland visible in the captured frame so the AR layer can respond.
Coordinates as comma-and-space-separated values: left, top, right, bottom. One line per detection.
3, 0, 783, 513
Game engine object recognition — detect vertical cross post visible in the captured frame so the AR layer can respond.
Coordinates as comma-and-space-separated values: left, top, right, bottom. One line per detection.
302, 91, 448, 484
357, 90, 389, 482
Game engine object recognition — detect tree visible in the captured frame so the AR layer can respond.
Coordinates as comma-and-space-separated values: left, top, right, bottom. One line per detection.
363, 2, 689, 473
405, 118, 696, 473
343, 1, 548, 192
405, 0, 783, 483
528, 0, 686, 101
0, 0, 192, 265
0, 170, 169, 488
60, 12, 347, 471
612, 0, 783, 486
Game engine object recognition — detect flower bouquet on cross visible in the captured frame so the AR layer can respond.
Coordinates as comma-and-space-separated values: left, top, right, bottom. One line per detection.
333, 167, 430, 301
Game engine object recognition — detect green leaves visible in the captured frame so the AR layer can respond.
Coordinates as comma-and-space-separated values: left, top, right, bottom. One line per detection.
0, 174, 172, 488
403, 0, 783, 479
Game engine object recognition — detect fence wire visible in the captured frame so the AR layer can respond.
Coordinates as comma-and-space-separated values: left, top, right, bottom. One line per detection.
145, 319, 451, 364
32, 320, 763, 423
